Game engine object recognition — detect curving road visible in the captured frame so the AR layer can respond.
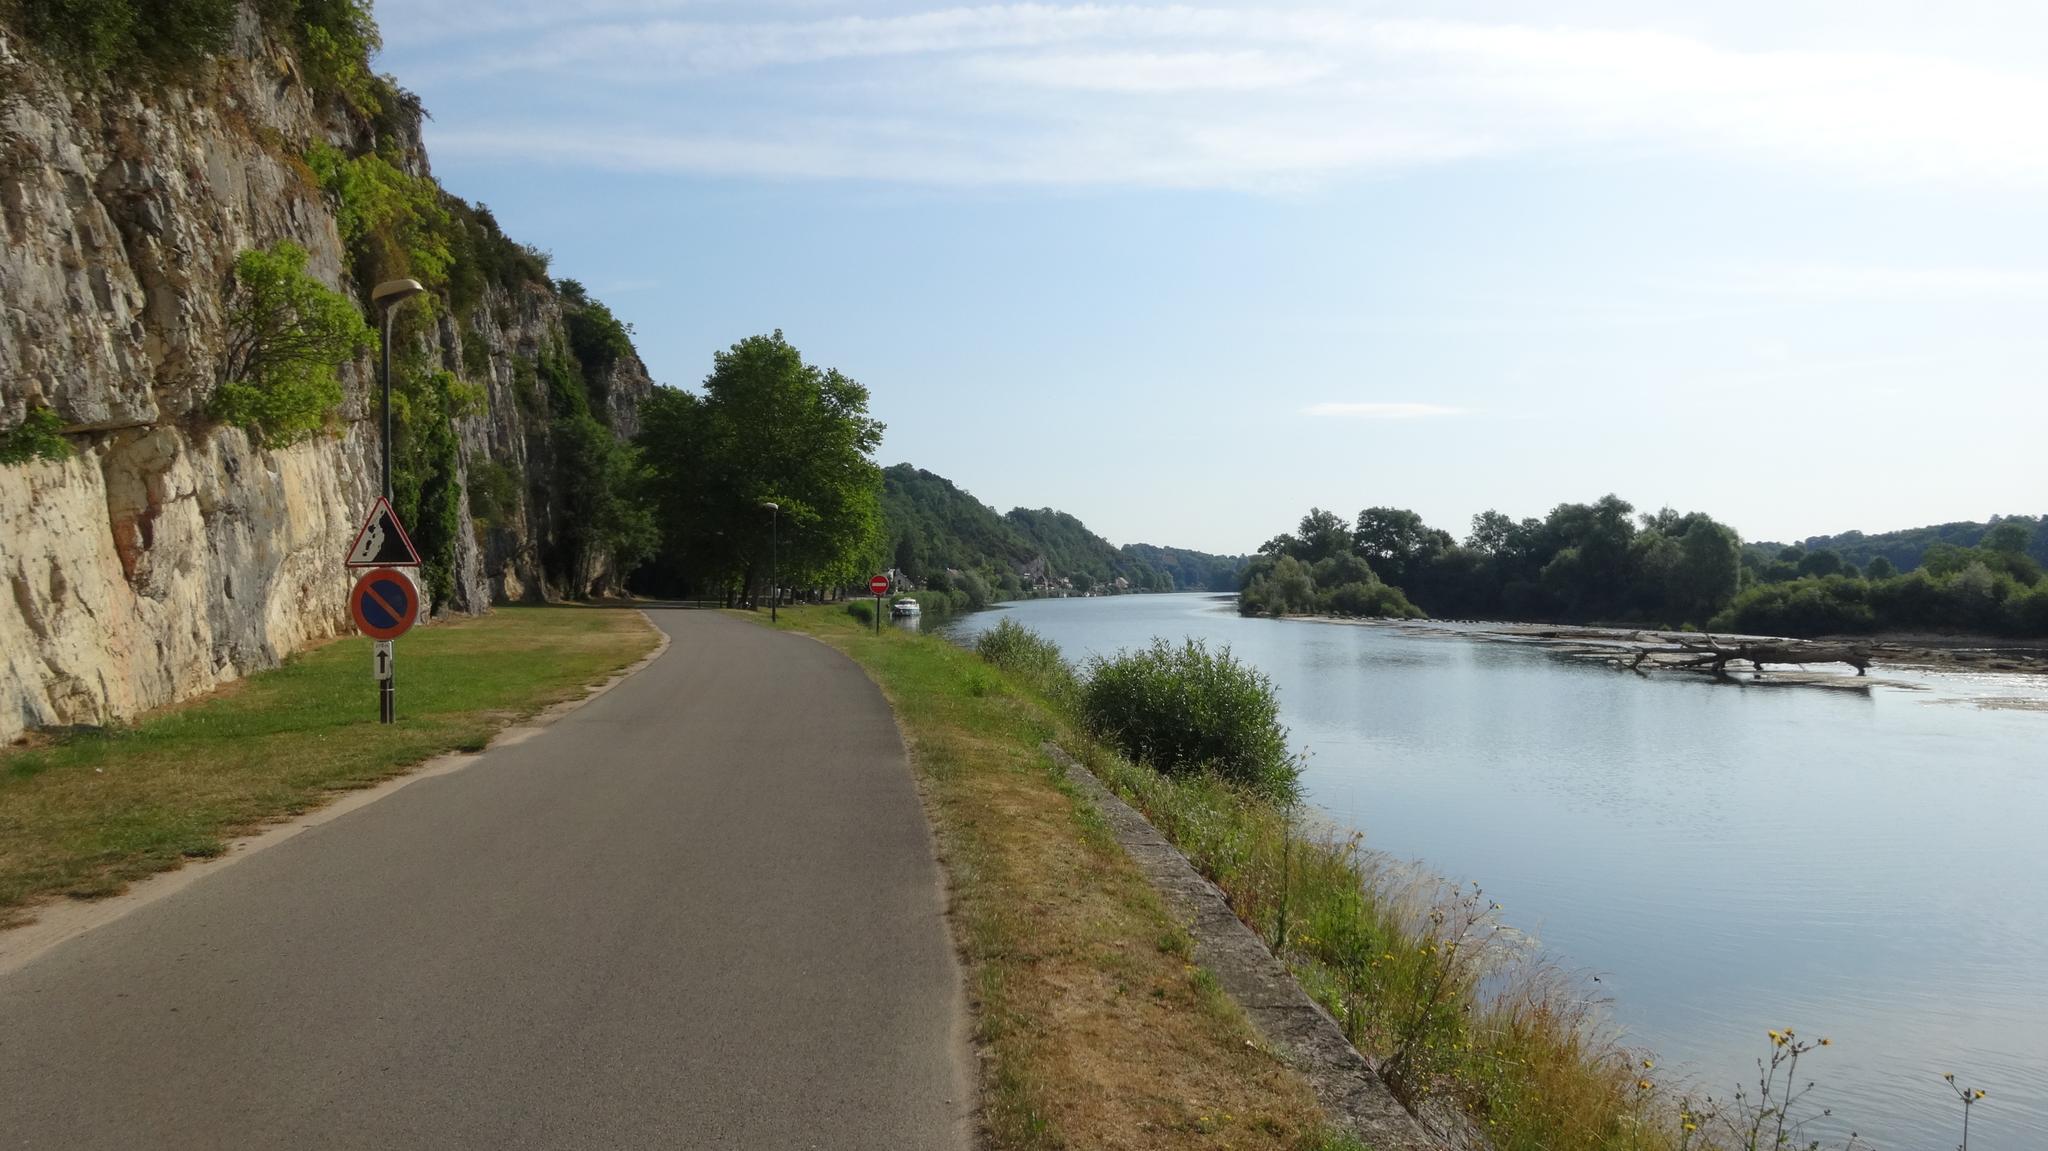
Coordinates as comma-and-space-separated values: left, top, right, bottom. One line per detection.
0, 608, 972, 1149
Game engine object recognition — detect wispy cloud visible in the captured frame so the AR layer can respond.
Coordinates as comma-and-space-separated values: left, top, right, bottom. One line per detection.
1696, 265, 2048, 302
1302, 402, 1468, 419
387, 3, 2048, 191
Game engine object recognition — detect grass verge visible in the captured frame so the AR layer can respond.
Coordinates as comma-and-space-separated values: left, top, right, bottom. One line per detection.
968, 615, 1888, 1151
763, 604, 1364, 1151
0, 605, 657, 925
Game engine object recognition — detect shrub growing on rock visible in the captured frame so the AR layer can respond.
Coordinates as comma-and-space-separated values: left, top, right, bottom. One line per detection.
213, 241, 372, 446
0, 406, 72, 465
1080, 638, 1296, 799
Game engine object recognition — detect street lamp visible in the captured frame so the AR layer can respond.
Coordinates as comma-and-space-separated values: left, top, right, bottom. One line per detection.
371, 278, 426, 503
759, 501, 779, 622
370, 278, 424, 726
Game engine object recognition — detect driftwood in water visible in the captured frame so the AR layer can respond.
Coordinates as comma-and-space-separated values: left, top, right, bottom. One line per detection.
1625, 635, 1872, 677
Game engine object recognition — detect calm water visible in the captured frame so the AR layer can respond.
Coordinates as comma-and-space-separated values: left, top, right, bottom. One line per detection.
941, 594, 2048, 1151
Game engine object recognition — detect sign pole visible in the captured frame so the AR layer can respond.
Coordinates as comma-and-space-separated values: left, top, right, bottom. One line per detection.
868, 573, 891, 635
375, 641, 395, 723
351, 564, 418, 725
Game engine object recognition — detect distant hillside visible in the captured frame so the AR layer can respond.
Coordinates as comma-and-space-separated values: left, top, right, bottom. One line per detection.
879, 464, 1236, 593
1751, 514, 2047, 573
880, 465, 1038, 579
1120, 543, 1249, 592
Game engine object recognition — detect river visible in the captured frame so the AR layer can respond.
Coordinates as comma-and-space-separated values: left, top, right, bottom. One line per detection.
937, 593, 2048, 1151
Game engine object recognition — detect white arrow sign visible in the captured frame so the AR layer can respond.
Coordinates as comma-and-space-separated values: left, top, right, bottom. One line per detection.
373, 641, 394, 681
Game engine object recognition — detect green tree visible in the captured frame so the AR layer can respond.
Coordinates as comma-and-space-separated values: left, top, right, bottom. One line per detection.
388, 366, 479, 606
1353, 506, 1451, 589
213, 241, 373, 446
1797, 548, 1845, 578
1668, 517, 1742, 621
1866, 555, 1897, 580
1983, 522, 2032, 556
553, 414, 657, 594
1296, 508, 1352, 564
637, 333, 885, 602
1466, 510, 1515, 554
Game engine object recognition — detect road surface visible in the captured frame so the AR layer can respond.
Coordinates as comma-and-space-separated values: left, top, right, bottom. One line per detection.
0, 608, 972, 1149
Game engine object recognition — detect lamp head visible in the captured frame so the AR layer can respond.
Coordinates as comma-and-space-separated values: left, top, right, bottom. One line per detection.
760, 500, 779, 511
372, 278, 427, 308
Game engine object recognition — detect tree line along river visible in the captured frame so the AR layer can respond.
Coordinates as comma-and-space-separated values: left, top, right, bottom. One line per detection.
938, 593, 2048, 1151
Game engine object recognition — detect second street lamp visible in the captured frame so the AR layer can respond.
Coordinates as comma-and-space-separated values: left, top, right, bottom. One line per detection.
760, 500, 779, 622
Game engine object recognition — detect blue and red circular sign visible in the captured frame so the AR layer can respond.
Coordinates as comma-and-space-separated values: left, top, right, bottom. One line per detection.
350, 567, 417, 641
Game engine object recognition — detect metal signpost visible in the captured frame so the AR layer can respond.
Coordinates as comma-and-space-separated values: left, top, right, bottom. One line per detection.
346, 499, 422, 723
869, 573, 890, 635
350, 565, 417, 721
350, 278, 428, 724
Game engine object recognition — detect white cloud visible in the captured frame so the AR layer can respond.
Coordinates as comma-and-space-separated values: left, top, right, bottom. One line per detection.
1302, 402, 1468, 419
1698, 265, 2048, 301
388, 3, 2048, 190
963, 49, 1332, 92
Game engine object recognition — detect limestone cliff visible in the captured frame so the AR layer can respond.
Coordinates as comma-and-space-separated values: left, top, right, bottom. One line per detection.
0, 13, 652, 742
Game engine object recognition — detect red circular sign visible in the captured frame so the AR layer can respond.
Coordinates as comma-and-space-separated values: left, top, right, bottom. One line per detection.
868, 574, 891, 596
350, 567, 418, 641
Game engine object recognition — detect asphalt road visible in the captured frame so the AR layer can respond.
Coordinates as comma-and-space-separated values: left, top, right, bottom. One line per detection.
0, 609, 972, 1149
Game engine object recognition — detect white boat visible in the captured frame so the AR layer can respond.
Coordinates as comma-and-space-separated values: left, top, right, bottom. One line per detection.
891, 598, 922, 617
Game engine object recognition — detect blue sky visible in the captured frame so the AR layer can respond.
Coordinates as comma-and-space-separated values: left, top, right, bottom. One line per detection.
378, 1, 2048, 555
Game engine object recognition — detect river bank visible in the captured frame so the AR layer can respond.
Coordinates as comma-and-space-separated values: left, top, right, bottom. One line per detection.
942, 593, 2048, 1150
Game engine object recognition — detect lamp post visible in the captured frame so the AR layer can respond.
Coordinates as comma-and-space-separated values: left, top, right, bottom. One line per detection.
369, 278, 424, 724
760, 501, 780, 622
370, 279, 426, 503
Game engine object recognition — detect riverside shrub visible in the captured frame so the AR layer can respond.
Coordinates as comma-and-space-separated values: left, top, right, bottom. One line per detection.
975, 619, 1078, 704
1080, 638, 1296, 798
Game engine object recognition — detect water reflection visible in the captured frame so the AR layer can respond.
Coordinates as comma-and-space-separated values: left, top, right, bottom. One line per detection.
942, 594, 2048, 1151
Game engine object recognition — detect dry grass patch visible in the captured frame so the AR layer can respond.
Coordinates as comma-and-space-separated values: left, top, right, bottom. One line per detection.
768, 605, 1361, 1151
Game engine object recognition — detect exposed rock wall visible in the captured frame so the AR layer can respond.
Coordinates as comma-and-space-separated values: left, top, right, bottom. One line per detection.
0, 16, 650, 742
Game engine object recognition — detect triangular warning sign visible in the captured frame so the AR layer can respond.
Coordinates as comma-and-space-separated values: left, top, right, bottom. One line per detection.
346, 497, 422, 568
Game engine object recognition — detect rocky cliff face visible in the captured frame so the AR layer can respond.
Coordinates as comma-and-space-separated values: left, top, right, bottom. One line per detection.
0, 14, 651, 742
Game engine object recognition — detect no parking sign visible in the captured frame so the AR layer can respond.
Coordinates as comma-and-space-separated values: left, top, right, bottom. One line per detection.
350, 567, 417, 641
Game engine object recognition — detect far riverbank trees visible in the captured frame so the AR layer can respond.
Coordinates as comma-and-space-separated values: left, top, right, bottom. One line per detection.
1239, 498, 2048, 638
1240, 498, 1742, 626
